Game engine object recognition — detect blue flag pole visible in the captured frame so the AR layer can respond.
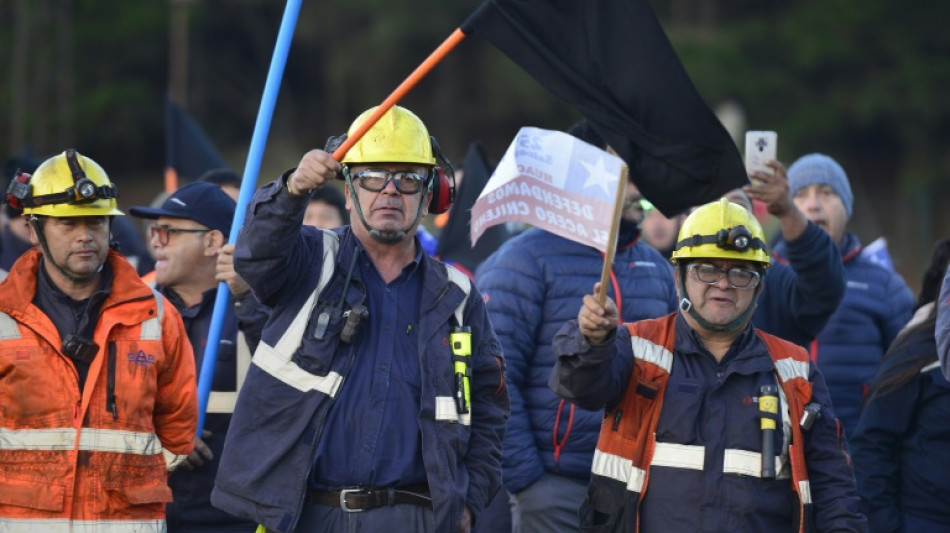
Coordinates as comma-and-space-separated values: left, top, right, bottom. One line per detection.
196, 0, 303, 436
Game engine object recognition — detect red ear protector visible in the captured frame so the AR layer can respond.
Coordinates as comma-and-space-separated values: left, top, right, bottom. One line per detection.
323, 134, 455, 215
5, 171, 32, 211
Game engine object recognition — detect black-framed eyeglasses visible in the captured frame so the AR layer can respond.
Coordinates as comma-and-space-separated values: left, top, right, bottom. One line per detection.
149, 224, 210, 246
351, 168, 428, 194
687, 262, 761, 289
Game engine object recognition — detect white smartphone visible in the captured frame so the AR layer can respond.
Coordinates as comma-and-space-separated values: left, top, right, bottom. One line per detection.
744, 131, 778, 182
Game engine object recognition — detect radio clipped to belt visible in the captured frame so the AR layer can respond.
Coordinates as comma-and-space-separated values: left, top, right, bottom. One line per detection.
450, 326, 472, 415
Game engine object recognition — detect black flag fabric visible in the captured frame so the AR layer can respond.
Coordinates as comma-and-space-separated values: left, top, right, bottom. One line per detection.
436, 141, 512, 273
461, 0, 747, 216
165, 95, 227, 180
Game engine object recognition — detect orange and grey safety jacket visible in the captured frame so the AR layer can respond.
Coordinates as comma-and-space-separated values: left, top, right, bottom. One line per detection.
550, 312, 867, 532
0, 248, 198, 532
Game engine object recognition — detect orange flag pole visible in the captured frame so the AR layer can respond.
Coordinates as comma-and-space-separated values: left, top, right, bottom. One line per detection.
596, 164, 629, 306
331, 28, 467, 162
164, 167, 179, 193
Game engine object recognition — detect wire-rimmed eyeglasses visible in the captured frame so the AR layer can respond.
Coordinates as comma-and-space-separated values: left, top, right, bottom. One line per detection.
686, 262, 761, 289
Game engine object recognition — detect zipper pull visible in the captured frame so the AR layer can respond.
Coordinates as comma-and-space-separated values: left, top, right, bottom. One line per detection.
612, 409, 623, 431
73, 400, 81, 424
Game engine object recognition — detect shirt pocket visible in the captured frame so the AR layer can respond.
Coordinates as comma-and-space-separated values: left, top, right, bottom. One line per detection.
655, 377, 707, 444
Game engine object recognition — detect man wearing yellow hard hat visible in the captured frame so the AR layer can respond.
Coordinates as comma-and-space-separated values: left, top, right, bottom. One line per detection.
0, 149, 197, 530
213, 106, 509, 533
550, 198, 867, 532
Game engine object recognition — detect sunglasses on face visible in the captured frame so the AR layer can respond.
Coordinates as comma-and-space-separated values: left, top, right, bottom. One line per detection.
687, 261, 761, 289
351, 168, 428, 194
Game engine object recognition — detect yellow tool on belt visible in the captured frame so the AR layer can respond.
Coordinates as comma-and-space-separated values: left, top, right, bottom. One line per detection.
758, 384, 779, 479
451, 326, 472, 415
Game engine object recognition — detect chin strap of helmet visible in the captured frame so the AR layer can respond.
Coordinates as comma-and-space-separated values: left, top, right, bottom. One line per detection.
676, 263, 766, 334
343, 166, 430, 245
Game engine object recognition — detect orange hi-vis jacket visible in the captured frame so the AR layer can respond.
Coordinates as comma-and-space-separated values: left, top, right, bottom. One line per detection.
590, 314, 815, 533
0, 249, 197, 532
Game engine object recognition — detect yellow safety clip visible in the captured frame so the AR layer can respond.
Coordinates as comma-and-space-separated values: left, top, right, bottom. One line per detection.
451, 326, 472, 415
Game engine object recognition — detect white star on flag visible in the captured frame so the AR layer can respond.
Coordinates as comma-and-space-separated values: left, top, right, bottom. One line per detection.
580, 156, 616, 196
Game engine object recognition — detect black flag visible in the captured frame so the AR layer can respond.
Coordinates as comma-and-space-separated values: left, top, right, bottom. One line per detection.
165, 95, 227, 180
436, 141, 512, 273
461, 0, 746, 215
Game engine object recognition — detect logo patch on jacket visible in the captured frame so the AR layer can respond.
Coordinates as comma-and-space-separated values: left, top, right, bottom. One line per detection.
127, 350, 156, 367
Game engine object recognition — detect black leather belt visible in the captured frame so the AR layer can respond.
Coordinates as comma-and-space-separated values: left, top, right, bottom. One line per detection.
309, 485, 432, 513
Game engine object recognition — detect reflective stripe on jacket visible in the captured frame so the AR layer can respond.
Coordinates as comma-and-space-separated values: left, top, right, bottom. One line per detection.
584, 314, 815, 532
0, 249, 197, 530
215, 180, 509, 533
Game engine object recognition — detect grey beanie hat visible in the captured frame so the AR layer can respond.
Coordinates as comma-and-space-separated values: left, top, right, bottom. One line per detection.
787, 153, 853, 218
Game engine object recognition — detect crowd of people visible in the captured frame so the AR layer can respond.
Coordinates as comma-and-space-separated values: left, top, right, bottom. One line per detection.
0, 105, 947, 533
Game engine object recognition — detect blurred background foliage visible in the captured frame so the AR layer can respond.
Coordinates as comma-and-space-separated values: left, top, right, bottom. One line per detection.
2, 0, 948, 286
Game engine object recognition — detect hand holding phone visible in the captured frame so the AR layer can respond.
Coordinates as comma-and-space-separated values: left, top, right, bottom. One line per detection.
745, 131, 778, 184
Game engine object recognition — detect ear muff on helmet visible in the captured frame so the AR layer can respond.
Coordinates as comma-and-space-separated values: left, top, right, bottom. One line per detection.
323, 133, 456, 215
427, 136, 455, 215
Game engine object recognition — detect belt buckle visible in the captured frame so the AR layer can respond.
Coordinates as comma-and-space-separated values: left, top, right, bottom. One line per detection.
339, 488, 364, 513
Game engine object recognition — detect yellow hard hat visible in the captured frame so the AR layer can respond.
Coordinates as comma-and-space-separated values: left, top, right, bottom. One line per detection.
16, 149, 123, 217
671, 198, 770, 266
341, 106, 436, 166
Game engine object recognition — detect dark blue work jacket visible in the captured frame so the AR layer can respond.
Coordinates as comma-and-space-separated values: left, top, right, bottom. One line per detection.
212, 179, 509, 533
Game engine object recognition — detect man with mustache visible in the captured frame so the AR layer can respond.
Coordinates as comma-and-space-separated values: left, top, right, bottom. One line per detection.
550, 199, 867, 532
0, 149, 197, 531
213, 106, 509, 533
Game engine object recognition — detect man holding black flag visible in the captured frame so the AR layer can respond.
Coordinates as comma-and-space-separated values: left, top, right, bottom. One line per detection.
550, 199, 866, 532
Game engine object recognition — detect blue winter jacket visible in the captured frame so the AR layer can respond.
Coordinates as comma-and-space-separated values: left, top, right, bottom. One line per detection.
212, 179, 510, 533
754, 220, 846, 347
851, 322, 950, 532
549, 313, 867, 532
475, 228, 678, 492
774, 232, 913, 438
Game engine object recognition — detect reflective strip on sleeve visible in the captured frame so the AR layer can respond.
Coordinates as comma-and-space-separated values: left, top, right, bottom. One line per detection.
206, 391, 237, 414
773, 357, 809, 383
0, 518, 165, 533
163, 447, 189, 471
0, 427, 162, 455
252, 231, 343, 394
650, 442, 705, 470
252, 342, 344, 396
798, 480, 812, 504
591, 449, 646, 493
0, 312, 21, 340
434, 396, 471, 426
722, 448, 789, 479
630, 336, 673, 373
921, 360, 940, 374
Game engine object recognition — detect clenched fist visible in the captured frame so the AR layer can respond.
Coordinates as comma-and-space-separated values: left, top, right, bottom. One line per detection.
286, 150, 341, 196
